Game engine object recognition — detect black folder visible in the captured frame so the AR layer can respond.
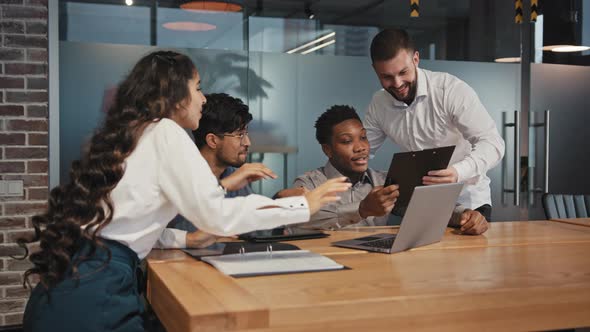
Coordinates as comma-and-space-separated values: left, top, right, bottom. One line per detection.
384, 145, 456, 214
183, 241, 299, 260
238, 226, 328, 243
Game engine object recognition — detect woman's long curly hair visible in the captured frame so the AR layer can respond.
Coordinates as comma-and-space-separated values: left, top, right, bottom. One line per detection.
20, 50, 198, 290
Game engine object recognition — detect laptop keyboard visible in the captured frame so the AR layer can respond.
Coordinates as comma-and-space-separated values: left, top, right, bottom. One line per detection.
364, 236, 396, 249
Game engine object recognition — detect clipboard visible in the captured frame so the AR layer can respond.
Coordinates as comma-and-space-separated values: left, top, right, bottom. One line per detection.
384, 145, 456, 214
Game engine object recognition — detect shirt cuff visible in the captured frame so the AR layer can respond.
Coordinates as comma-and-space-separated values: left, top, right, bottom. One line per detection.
157, 228, 188, 248
448, 205, 467, 228
272, 196, 309, 210
264, 196, 311, 227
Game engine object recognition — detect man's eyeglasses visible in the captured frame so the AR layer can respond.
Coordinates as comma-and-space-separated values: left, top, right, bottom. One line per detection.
221, 131, 249, 144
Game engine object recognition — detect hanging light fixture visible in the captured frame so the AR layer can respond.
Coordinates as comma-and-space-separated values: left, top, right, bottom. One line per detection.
541, 45, 590, 52
493, 3, 521, 64
494, 57, 521, 63
163, 1, 242, 32
180, 1, 242, 13
540, 1, 589, 53
162, 22, 216, 31
304, 3, 315, 19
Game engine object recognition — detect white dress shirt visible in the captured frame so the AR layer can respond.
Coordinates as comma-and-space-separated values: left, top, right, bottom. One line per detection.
364, 68, 505, 209
156, 167, 254, 249
98, 118, 309, 258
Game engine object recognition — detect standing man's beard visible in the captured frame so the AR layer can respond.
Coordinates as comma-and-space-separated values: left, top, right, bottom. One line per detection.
386, 65, 418, 105
387, 79, 417, 105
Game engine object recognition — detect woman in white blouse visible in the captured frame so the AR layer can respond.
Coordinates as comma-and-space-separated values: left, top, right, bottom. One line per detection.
21, 51, 349, 332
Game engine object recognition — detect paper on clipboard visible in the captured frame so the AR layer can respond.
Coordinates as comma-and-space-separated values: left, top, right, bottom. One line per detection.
201, 250, 345, 278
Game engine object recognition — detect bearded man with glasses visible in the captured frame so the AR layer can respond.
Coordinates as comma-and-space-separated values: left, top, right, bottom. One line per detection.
156, 93, 305, 248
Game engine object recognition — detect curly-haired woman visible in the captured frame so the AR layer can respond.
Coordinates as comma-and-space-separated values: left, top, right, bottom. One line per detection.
21, 50, 349, 332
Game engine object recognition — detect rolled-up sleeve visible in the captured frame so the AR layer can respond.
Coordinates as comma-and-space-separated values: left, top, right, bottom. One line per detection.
447, 81, 505, 183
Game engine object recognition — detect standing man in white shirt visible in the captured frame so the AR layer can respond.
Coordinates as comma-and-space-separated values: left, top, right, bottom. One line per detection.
293, 105, 488, 235
364, 29, 505, 220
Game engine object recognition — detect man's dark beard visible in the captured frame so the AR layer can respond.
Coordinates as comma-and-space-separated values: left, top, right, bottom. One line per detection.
388, 80, 417, 105
224, 152, 248, 168
226, 157, 246, 168
387, 64, 418, 105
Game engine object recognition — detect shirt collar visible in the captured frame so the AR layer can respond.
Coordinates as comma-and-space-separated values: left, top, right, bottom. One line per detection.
324, 161, 373, 185
415, 67, 428, 99
219, 167, 234, 179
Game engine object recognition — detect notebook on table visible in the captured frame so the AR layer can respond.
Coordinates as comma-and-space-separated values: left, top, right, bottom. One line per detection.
332, 183, 463, 254
187, 236, 345, 277
201, 249, 345, 278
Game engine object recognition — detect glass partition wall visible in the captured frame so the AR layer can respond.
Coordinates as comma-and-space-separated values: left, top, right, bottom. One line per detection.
53, 0, 590, 221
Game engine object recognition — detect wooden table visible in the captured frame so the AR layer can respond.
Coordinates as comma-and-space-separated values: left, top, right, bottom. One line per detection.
552, 217, 590, 228
146, 221, 590, 331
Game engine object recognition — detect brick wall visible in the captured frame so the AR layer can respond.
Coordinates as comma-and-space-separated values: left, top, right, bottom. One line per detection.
0, 0, 48, 327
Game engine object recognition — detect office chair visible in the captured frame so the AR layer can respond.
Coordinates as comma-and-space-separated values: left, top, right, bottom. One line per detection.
542, 193, 590, 219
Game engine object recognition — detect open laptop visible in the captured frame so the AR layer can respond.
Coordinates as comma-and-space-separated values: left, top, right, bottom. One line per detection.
332, 182, 463, 254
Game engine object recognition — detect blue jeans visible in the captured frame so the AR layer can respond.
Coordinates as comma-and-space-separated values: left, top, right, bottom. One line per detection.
23, 238, 144, 332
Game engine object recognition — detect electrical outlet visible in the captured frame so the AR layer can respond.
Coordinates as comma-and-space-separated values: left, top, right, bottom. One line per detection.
0, 180, 24, 197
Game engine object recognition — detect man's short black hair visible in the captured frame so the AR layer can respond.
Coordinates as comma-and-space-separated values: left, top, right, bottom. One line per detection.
315, 105, 361, 145
370, 28, 415, 63
193, 93, 253, 149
